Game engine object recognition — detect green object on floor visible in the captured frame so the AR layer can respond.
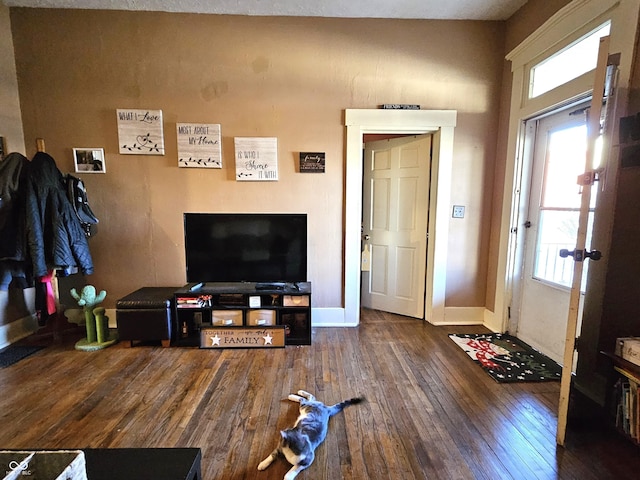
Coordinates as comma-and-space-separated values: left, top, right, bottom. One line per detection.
71, 285, 117, 351
75, 331, 118, 351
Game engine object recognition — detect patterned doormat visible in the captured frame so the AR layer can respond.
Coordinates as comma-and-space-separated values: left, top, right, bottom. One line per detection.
0, 345, 45, 368
448, 333, 562, 383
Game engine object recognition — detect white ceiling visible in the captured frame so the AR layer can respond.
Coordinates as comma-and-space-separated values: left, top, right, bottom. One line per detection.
2, 0, 528, 21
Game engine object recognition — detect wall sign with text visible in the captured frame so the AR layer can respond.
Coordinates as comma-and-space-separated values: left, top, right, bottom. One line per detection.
234, 137, 278, 181
117, 108, 165, 155
200, 327, 285, 348
177, 123, 222, 168
299, 152, 326, 173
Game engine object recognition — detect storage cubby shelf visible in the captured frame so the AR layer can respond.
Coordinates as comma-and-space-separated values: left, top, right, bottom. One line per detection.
173, 282, 311, 347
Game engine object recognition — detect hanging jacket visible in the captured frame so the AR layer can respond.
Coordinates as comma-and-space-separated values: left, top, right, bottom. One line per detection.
0, 152, 32, 290
0, 152, 29, 262
25, 152, 94, 278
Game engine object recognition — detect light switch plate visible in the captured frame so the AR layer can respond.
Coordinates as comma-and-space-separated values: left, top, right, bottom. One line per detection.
452, 205, 465, 218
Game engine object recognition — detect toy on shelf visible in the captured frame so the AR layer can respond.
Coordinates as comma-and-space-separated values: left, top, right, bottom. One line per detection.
70, 285, 117, 351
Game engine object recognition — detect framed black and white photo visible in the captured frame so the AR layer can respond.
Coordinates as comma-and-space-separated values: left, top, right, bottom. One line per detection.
73, 148, 106, 173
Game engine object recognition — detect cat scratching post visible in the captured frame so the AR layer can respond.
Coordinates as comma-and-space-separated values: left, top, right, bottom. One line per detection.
72, 287, 117, 351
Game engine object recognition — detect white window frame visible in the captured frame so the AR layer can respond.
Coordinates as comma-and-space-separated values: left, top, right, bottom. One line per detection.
529, 22, 610, 98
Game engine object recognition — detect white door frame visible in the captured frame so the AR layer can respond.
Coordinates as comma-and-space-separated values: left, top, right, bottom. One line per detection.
344, 109, 457, 326
495, 0, 640, 334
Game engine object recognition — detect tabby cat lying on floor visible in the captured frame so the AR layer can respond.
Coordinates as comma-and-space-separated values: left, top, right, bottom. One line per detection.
258, 390, 365, 480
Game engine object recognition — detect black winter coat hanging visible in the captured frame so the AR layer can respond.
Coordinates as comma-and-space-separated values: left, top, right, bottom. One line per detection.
0, 152, 29, 262
25, 152, 94, 278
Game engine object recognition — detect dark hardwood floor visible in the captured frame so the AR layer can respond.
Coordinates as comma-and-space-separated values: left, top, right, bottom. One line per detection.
1, 308, 639, 479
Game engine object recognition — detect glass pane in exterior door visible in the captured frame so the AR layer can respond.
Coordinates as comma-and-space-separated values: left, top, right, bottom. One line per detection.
533, 124, 593, 288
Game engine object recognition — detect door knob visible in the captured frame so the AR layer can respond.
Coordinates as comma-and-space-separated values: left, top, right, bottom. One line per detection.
559, 248, 602, 262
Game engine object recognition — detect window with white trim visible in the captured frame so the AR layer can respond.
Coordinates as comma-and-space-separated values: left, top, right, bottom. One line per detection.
529, 22, 610, 98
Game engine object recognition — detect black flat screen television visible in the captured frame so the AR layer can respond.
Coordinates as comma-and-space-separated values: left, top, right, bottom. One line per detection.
184, 213, 307, 284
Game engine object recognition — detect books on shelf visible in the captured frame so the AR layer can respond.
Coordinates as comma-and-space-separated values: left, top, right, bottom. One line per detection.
614, 376, 640, 442
176, 295, 212, 308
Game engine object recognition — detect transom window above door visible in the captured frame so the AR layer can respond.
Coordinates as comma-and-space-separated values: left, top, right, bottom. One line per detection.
529, 22, 610, 98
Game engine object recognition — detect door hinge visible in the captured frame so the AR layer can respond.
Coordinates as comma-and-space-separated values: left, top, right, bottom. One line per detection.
574, 336, 580, 352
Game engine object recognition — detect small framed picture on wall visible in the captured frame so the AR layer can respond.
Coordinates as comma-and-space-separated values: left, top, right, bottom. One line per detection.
73, 148, 106, 173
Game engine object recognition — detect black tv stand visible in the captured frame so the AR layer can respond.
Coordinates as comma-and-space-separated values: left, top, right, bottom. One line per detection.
174, 282, 311, 346
255, 282, 286, 291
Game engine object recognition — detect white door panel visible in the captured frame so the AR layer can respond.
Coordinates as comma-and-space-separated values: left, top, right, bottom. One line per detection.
362, 134, 431, 318
517, 103, 591, 364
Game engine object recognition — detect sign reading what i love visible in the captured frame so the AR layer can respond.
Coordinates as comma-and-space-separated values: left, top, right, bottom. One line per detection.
117, 108, 165, 155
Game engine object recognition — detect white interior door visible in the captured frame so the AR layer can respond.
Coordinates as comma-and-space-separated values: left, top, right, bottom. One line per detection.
361, 134, 431, 318
516, 104, 594, 364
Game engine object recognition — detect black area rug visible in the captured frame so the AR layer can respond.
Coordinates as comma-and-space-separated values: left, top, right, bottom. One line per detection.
448, 333, 562, 383
0, 345, 45, 368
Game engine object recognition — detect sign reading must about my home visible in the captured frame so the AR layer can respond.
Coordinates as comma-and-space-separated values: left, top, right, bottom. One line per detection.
176, 123, 222, 168
200, 327, 286, 348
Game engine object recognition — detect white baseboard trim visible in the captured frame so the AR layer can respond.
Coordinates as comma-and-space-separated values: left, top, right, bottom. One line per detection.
0, 314, 39, 350
106, 308, 117, 329
431, 307, 504, 333
311, 307, 358, 327
429, 306, 485, 326
483, 309, 505, 333
312, 307, 502, 330
483, 309, 502, 333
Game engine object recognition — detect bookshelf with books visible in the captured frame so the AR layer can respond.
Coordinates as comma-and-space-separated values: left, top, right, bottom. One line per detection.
603, 352, 640, 445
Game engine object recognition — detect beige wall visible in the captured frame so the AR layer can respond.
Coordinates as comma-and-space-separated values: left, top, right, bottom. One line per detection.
504, 0, 572, 52
483, 0, 572, 311
8, 8, 508, 312
0, 5, 24, 153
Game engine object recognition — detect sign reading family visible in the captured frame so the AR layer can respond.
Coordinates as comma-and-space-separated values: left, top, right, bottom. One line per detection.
117, 108, 165, 155
177, 123, 222, 168
299, 152, 326, 173
234, 137, 278, 181
200, 327, 286, 348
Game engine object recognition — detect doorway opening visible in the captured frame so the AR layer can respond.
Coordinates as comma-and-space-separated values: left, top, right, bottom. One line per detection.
344, 109, 457, 326
361, 134, 432, 319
